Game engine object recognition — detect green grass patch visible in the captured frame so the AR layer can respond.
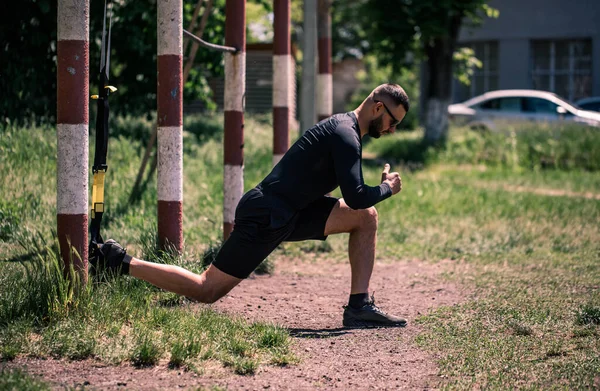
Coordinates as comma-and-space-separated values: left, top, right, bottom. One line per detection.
0, 368, 52, 391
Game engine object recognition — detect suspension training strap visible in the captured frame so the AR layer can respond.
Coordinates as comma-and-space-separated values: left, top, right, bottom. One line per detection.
90, 0, 117, 260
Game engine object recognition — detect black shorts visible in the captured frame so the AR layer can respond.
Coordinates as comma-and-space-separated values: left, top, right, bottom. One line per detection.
212, 187, 339, 279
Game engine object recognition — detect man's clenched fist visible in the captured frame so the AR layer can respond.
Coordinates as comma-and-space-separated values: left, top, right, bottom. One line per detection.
381, 163, 402, 195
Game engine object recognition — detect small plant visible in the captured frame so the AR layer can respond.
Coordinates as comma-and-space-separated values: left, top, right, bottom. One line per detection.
575, 304, 600, 326
227, 338, 251, 358
130, 335, 162, 367
545, 342, 566, 358
572, 326, 597, 338
224, 357, 258, 375
253, 324, 288, 349
0, 343, 19, 361
0, 200, 21, 241
168, 338, 202, 368
508, 320, 533, 337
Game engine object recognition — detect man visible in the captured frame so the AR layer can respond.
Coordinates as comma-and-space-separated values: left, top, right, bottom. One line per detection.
98, 83, 409, 328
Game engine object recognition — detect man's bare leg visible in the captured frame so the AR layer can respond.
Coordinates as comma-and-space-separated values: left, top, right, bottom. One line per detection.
323, 199, 407, 327
127, 260, 242, 304
323, 199, 378, 294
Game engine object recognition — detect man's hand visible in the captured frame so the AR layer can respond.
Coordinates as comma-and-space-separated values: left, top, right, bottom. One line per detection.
381, 163, 402, 195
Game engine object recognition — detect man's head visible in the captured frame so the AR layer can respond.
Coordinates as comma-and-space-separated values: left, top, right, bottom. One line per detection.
366, 83, 410, 138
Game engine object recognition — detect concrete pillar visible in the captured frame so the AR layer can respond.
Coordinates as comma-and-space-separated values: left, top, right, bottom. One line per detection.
223, 0, 246, 240
157, 0, 184, 251
273, 0, 291, 166
300, 0, 317, 134
317, 0, 332, 121
57, 0, 89, 281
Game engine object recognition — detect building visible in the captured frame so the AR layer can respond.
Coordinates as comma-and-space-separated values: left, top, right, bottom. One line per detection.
453, 0, 600, 103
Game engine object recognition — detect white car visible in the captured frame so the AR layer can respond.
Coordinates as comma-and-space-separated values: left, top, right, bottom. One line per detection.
448, 90, 600, 129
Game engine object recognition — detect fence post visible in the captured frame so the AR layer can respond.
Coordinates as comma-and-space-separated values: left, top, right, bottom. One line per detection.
157, 0, 184, 252
273, 0, 291, 166
57, 0, 89, 282
223, 0, 246, 240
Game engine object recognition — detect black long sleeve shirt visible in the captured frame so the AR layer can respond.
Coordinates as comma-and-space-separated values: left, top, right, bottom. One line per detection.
258, 112, 392, 210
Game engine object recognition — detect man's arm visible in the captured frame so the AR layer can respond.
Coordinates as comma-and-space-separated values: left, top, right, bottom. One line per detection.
331, 129, 394, 209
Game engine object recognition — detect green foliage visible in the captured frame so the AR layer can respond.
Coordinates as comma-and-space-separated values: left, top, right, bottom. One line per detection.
341, 0, 492, 73
246, 1, 274, 43
453, 47, 482, 86
1, 0, 229, 123
0, 0, 57, 124
331, 1, 369, 61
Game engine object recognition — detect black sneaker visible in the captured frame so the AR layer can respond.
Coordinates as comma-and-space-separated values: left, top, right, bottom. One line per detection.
90, 239, 132, 276
343, 294, 407, 328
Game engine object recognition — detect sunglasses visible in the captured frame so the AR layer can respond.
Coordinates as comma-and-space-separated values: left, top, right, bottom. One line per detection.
374, 100, 400, 127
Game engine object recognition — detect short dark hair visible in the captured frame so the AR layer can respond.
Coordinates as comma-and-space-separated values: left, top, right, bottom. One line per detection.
374, 83, 410, 113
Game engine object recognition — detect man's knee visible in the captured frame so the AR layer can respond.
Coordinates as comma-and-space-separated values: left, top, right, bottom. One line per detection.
191, 265, 241, 304
194, 289, 224, 304
361, 206, 378, 230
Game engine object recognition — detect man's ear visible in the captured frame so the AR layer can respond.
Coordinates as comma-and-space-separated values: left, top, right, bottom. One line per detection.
372, 101, 381, 116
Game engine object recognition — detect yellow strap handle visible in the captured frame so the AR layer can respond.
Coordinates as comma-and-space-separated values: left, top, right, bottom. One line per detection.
91, 170, 106, 218
91, 85, 118, 99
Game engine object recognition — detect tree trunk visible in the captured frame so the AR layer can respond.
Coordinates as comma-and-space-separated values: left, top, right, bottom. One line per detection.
422, 15, 462, 146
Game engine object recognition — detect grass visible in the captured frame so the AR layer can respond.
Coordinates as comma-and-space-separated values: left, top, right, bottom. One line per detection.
0, 368, 52, 391
1, 115, 599, 388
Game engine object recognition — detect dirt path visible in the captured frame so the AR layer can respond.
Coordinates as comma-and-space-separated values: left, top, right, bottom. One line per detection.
5, 257, 468, 390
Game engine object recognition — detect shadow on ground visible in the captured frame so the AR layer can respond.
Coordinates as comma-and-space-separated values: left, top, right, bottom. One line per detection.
287, 327, 350, 339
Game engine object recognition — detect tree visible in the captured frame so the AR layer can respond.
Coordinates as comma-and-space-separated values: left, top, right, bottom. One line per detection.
0, 0, 57, 123
335, 0, 496, 145
0, 0, 229, 124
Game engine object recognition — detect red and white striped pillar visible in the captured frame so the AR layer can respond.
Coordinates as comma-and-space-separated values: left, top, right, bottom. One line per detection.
223, 0, 246, 240
273, 0, 291, 166
57, 0, 89, 281
157, 0, 184, 251
317, 0, 332, 121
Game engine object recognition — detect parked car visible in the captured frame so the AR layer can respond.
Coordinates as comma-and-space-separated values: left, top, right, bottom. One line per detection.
448, 89, 600, 129
575, 97, 600, 112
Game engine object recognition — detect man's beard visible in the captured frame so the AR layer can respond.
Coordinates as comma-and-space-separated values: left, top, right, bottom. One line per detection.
368, 115, 384, 138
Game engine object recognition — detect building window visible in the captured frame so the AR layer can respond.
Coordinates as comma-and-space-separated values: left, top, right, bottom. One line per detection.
531, 39, 592, 101
455, 41, 499, 101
